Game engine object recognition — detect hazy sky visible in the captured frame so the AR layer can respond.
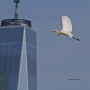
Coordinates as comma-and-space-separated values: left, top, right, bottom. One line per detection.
0, 0, 90, 90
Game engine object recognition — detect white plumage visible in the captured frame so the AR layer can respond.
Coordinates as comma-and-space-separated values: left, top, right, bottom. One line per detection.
50, 16, 80, 41
62, 16, 72, 33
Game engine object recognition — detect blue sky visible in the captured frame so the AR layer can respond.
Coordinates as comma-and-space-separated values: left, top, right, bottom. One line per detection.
0, 0, 90, 90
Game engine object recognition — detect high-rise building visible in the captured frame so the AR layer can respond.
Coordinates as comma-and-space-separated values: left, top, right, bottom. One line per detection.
0, 1, 37, 90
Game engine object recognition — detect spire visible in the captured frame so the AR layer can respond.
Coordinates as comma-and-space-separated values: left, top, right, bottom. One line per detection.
14, 0, 20, 19
1, 0, 32, 28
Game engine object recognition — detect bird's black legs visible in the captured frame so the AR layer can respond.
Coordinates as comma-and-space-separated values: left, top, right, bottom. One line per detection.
72, 37, 80, 41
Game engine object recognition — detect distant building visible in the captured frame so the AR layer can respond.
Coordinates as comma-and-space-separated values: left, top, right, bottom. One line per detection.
0, 0, 37, 90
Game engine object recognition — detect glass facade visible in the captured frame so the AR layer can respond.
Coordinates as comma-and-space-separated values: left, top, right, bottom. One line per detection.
0, 26, 37, 90
26, 27, 37, 90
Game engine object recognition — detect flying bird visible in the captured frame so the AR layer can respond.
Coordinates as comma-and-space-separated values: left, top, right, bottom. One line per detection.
50, 16, 80, 41
68, 78, 81, 80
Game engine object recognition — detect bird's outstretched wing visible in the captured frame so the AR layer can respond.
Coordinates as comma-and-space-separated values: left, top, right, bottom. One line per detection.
61, 16, 72, 33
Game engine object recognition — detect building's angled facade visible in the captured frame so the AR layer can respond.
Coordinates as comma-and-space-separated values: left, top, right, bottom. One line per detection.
0, 25, 37, 90
0, 0, 37, 90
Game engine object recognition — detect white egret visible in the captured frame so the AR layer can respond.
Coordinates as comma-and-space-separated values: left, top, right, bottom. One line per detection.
50, 16, 80, 41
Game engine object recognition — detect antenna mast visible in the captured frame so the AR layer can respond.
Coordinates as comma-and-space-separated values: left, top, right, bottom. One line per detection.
1, 0, 32, 28
14, 0, 20, 19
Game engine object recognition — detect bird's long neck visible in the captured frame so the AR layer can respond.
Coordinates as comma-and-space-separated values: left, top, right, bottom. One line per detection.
56, 30, 61, 35
55, 30, 59, 32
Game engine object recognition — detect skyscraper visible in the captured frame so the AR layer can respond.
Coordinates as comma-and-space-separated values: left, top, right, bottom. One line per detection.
0, 1, 37, 90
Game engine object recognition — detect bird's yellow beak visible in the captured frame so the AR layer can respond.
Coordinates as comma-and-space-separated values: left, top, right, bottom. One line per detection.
50, 30, 56, 32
